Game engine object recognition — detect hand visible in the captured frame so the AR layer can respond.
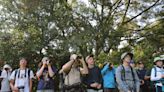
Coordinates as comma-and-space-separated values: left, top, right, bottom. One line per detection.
12, 86, 19, 92
141, 80, 145, 85
144, 76, 150, 80
43, 60, 47, 66
97, 84, 101, 89
127, 90, 131, 92
161, 75, 164, 78
79, 58, 85, 63
47, 60, 50, 65
90, 83, 99, 88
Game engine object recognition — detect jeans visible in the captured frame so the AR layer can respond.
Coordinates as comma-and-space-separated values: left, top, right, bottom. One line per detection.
156, 86, 162, 92
104, 88, 115, 92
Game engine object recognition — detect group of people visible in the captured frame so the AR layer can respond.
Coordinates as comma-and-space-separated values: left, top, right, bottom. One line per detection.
0, 52, 164, 92
0, 57, 57, 92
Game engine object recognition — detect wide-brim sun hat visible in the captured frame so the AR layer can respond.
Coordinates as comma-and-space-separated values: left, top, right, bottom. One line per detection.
121, 52, 133, 61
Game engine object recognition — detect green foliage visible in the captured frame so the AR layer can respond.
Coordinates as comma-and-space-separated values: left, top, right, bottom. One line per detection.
0, 0, 163, 91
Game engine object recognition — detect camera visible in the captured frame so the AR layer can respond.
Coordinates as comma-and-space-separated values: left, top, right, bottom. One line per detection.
46, 59, 50, 63
4, 68, 9, 71
76, 56, 82, 60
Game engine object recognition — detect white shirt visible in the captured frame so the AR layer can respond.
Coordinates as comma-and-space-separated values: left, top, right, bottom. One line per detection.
0, 70, 11, 91
10, 69, 34, 92
151, 66, 164, 86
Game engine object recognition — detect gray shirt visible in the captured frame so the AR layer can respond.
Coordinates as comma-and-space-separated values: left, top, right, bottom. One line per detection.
116, 65, 140, 92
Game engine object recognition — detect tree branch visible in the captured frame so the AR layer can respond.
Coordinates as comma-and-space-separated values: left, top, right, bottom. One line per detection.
122, 0, 131, 24
123, 0, 160, 24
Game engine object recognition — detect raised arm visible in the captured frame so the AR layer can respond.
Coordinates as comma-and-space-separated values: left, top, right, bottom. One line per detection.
62, 60, 75, 73
80, 58, 88, 75
36, 63, 46, 78
47, 64, 55, 77
101, 64, 109, 75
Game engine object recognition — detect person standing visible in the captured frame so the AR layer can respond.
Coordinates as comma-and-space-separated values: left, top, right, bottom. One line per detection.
136, 61, 148, 92
10, 57, 34, 92
150, 57, 164, 92
84, 54, 103, 92
0, 64, 12, 92
116, 52, 140, 92
101, 62, 116, 92
60, 54, 88, 92
36, 57, 57, 92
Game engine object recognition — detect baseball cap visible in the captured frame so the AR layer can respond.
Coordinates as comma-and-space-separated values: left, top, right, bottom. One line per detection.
85, 54, 94, 61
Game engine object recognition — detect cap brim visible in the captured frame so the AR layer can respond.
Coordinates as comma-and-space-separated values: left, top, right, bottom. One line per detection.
86, 54, 94, 61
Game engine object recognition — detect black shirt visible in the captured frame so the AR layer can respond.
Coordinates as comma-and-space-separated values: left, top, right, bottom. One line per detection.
83, 66, 102, 89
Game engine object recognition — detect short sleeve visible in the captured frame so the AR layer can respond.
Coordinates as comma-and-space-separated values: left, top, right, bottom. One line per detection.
30, 70, 34, 79
1, 70, 7, 78
10, 70, 16, 80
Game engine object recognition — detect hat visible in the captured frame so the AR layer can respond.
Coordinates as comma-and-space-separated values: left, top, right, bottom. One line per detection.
138, 61, 143, 64
3, 64, 11, 69
85, 54, 94, 61
70, 54, 77, 60
42, 57, 49, 62
153, 57, 162, 63
121, 52, 133, 61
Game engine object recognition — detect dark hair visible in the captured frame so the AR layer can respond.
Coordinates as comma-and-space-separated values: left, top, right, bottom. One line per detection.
102, 62, 113, 70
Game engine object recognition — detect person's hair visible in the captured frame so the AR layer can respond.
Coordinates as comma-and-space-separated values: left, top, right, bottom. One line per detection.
121, 54, 132, 63
102, 62, 113, 70
19, 57, 27, 61
38, 57, 52, 68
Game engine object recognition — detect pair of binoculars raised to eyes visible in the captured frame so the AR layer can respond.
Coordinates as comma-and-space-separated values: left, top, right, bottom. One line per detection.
76, 56, 82, 60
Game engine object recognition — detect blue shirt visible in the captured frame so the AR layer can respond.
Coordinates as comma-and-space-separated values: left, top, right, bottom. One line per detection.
37, 66, 56, 90
101, 64, 116, 88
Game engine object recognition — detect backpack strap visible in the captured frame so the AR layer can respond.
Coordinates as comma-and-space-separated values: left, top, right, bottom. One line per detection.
15, 69, 31, 79
130, 66, 135, 83
154, 67, 157, 77
121, 65, 126, 81
14, 69, 18, 80
28, 69, 31, 79
121, 65, 135, 82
